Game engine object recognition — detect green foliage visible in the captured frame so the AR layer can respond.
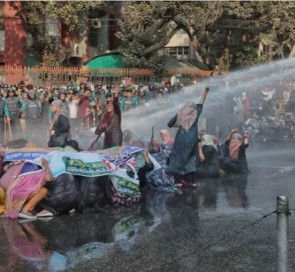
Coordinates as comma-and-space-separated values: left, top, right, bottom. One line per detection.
9, 1, 295, 70
117, 2, 182, 70
42, 51, 63, 67
117, 1, 295, 71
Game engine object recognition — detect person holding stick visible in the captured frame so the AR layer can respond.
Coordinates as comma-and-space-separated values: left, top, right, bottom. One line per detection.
90, 88, 122, 150
167, 86, 210, 187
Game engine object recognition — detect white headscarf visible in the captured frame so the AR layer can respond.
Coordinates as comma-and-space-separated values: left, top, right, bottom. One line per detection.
50, 100, 67, 130
201, 134, 217, 149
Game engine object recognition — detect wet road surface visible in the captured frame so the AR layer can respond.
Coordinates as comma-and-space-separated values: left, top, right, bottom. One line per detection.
1, 142, 295, 272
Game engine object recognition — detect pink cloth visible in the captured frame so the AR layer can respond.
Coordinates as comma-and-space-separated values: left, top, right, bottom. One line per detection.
173, 102, 197, 132
160, 129, 174, 145
0, 163, 23, 191
4, 170, 46, 218
2, 220, 46, 260
13, 237, 46, 259
0, 145, 5, 156
229, 133, 242, 161
243, 97, 251, 115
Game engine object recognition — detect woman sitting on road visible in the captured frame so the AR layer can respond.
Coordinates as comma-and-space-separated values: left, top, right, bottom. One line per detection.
145, 130, 177, 192
48, 100, 70, 148
195, 134, 220, 178
220, 129, 249, 175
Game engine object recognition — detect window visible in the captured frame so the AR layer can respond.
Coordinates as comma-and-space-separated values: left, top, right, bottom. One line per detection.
158, 46, 189, 60
88, 20, 99, 47
0, 2, 4, 51
0, 30, 4, 51
169, 47, 177, 57
45, 16, 58, 37
27, 33, 33, 47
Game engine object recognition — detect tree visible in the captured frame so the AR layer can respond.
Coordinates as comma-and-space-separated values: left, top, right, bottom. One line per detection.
197, 2, 295, 69
116, 2, 183, 72
117, 1, 295, 71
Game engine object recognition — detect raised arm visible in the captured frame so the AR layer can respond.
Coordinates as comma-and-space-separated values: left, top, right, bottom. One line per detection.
113, 89, 121, 122
200, 86, 210, 105
95, 118, 108, 136
168, 114, 177, 128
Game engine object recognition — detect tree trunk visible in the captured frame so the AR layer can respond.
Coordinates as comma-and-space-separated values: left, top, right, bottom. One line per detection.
288, 44, 295, 58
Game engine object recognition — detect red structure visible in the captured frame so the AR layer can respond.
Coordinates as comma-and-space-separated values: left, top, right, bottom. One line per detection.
0, 1, 120, 68
0, 1, 26, 66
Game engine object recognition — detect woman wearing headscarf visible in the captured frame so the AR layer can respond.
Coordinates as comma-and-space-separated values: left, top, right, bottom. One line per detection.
160, 129, 174, 146
144, 129, 176, 192
92, 89, 123, 150
220, 129, 249, 174
47, 100, 70, 148
167, 86, 210, 187
195, 134, 220, 178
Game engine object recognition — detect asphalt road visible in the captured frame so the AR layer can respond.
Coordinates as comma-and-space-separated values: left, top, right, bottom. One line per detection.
1, 142, 295, 272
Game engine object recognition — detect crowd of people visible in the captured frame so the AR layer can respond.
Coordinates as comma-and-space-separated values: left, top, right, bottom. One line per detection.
219, 79, 295, 142
1, 76, 295, 146
0, 76, 253, 221
0, 80, 183, 147
3, 73, 295, 220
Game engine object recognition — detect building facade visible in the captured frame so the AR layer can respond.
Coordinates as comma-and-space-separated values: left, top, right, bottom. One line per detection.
0, 1, 119, 67
0, 1, 26, 66
158, 29, 197, 62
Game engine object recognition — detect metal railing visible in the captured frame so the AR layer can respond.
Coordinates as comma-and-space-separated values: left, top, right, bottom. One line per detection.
198, 195, 290, 272
0, 66, 216, 85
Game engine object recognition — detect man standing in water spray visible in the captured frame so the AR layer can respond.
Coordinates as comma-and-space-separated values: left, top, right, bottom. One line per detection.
167, 86, 210, 187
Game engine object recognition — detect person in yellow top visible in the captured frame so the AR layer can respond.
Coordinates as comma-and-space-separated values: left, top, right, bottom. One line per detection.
0, 186, 5, 214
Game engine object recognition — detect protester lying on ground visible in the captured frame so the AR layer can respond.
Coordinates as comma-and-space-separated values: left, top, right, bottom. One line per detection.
219, 129, 249, 175
195, 134, 220, 178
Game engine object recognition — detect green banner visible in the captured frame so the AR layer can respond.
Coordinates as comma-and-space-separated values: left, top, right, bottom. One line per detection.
113, 176, 140, 197
63, 157, 111, 177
